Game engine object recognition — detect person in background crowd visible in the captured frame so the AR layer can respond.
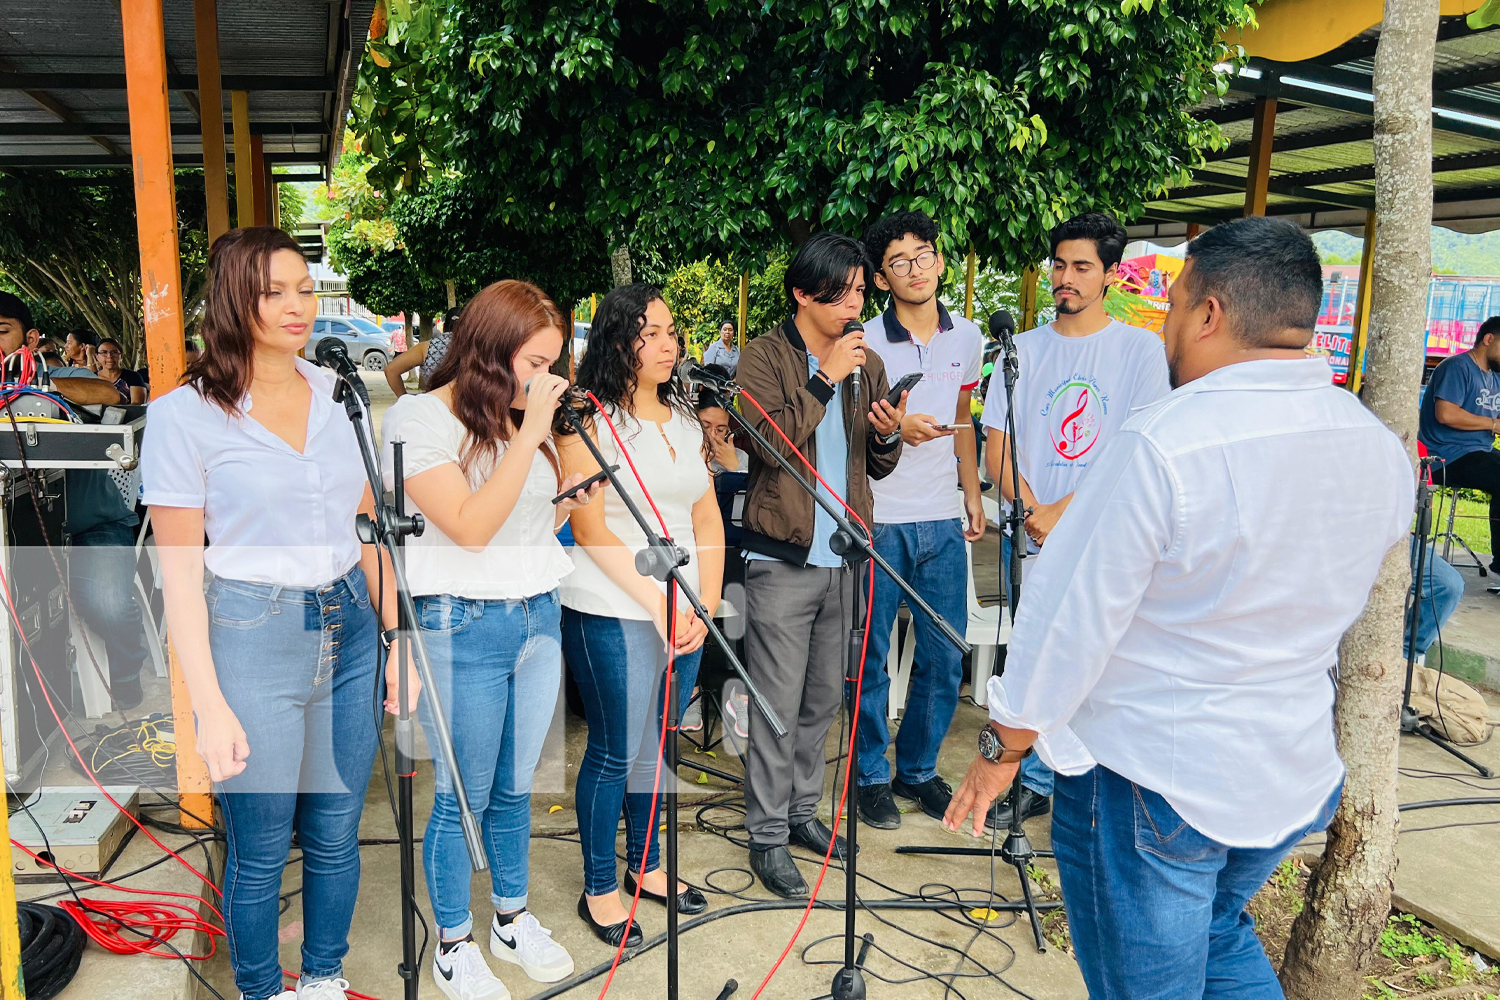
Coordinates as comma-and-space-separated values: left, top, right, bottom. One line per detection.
95, 337, 147, 404
735, 232, 906, 898
702, 320, 740, 376
0, 294, 145, 710
36, 336, 64, 367
65, 327, 100, 369
383, 280, 599, 998
698, 393, 748, 475
559, 284, 724, 943
855, 210, 987, 830
945, 217, 1413, 1000
980, 211, 1171, 830
1419, 314, 1500, 571
143, 227, 405, 1000
185, 337, 203, 366
385, 308, 462, 397
1410, 551, 1464, 662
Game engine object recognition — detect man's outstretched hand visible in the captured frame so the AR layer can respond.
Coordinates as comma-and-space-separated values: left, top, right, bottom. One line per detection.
943, 755, 1018, 838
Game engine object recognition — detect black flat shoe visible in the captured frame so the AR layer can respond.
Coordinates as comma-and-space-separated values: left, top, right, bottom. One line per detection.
987, 786, 1051, 830
576, 893, 644, 948
749, 845, 809, 899
623, 870, 709, 915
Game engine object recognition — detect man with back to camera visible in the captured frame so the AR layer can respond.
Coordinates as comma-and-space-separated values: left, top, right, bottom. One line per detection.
944, 217, 1413, 999
702, 320, 740, 376
852, 210, 988, 829
734, 232, 907, 898
1418, 315, 1500, 570
979, 211, 1171, 828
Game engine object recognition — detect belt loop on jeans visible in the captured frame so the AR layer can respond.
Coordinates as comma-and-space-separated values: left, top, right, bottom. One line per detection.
267, 583, 283, 614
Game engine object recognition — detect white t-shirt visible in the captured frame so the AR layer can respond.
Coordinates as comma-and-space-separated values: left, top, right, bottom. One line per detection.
560, 406, 713, 621
980, 320, 1170, 538
864, 303, 983, 524
380, 394, 574, 600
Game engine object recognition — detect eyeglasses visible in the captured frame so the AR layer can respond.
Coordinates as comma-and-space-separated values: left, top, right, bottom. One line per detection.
97, 349, 122, 358
886, 251, 939, 277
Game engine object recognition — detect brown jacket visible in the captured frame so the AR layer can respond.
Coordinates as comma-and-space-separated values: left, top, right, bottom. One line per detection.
735, 318, 903, 564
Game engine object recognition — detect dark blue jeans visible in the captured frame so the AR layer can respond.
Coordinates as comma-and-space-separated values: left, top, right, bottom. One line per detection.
207, 568, 379, 1000
856, 519, 968, 787
561, 609, 701, 896
1408, 547, 1464, 659
1052, 765, 1341, 1000
69, 520, 148, 687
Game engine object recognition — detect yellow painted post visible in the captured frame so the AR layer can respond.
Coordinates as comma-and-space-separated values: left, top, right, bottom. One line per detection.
231, 90, 252, 227
1019, 266, 1040, 332
964, 246, 977, 321
1348, 210, 1377, 393
0, 735, 22, 998
1244, 96, 1277, 218
737, 271, 749, 349
193, 0, 229, 245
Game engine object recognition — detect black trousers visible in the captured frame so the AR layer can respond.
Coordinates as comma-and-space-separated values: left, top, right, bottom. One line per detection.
1434, 448, 1500, 560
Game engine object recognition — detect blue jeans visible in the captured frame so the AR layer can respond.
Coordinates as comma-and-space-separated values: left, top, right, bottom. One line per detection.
1409, 547, 1464, 659
207, 568, 379, 1000
999, 532, 1055, 797
1052, 765, 1341, 1000
856, 519, 968, 787
561, 609, 702, 896
415, 591, 563, 937
70, 520, 148, 687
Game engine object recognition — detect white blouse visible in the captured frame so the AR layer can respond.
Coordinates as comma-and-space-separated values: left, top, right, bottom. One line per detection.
140, 359, 368, 588
560, 406, 713, 621
380, 393, 574, 600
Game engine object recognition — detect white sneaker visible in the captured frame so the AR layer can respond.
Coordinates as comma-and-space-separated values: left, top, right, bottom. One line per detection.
297, 981, 350, 1000
433, 940, 511, 1000
490, 911, 576, 983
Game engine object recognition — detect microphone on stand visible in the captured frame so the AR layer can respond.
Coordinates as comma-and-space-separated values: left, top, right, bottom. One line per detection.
314, 338, 371, 407
522, 376, 589, 408
988, 309, 1017, 359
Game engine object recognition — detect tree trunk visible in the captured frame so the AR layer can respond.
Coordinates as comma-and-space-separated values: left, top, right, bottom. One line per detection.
1279, 1, 1436, 997
610, 228, 632, 288
418, 312, 434, 342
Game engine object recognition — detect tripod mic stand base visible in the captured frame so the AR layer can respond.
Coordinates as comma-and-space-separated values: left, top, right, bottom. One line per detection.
1401, 705, 1495, 777
828, 966, 867, 1000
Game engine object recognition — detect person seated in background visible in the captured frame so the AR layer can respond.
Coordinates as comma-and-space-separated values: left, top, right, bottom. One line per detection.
1419, 315, 1500, 571
1410, 550, 1464, 663
95, 337, 147, 404
65, 327, 100, 369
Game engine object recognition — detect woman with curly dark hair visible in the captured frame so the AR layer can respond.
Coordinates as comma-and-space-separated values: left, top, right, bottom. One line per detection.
558, 283, 724, 944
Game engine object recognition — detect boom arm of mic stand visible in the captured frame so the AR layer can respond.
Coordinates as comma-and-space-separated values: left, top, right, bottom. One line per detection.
716, 382, 971, 656
333, 372, 490, 872
560, 403, 789, 740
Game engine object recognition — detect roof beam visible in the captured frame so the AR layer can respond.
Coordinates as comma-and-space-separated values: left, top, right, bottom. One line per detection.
0, 121, 329, 136
1434, 63, 1500, 93
1189, 167, 1375, 210
0, 73, 335, 92
0, 152, 327, 168
1261, 149, 1500, 189
1210, 123, 1374, 163
1193, 101, 1303, 125
19, 91, 124, 156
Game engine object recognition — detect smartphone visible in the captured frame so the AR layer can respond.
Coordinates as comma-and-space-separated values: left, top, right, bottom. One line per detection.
885, 371, 924, 407
932, 423, 972, 431
552, 465, 617, 505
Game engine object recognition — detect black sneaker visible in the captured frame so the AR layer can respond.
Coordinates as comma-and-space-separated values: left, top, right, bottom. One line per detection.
858, 783, 901, 830
891, 775, 953, 822
987, 785, 1051, 830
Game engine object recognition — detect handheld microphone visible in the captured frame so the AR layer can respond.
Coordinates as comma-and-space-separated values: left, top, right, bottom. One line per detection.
522, 376, 589, 408
841, 318, 864, 409
314, 337, 371, 407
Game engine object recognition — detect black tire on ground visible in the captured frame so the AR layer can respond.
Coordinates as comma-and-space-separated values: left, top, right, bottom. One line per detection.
362, 350, 388, 371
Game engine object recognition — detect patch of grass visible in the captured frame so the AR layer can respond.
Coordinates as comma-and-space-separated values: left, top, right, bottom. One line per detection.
1024, 864, 1072, 952
1432, 489, 1492, 561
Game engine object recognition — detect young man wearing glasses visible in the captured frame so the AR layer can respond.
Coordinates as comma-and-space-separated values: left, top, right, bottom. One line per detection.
854, 211, 988, 829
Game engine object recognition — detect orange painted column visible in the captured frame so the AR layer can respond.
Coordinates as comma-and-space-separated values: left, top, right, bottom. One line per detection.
122, 0, 212, 830
194, 0, 229, 244
250, 135, 268, 226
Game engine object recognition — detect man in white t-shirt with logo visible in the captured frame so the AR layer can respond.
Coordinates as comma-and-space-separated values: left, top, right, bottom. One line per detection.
855, 211, 988, 829
981, 211, 1171, 828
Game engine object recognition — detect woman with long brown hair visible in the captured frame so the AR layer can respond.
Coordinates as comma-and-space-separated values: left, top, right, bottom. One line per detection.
380, 279, 599, 998
142, 227, 408, 1000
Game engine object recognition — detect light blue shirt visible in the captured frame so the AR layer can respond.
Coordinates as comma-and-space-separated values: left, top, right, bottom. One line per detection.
747, 353, 848, 567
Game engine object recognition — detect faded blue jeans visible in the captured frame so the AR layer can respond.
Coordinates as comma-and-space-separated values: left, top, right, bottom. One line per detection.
1408, 546, 1464, 659
856, 518, 969, 788
70, 520, 149, 690
561, 609, 702, 896
207, 567, 379, 1000
415, 591, 563, 938
999, 531, 1055, 798
1052, 765, 1342, 1000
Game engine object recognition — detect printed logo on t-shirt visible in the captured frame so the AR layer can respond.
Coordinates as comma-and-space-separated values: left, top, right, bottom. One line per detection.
1043, 377, 1107, 461
1478, 386, 1500, 414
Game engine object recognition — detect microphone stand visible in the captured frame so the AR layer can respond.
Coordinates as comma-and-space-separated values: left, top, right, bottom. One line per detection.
890, 330, 1063, 953
1400, 461, 1493, 777
327, 368, 488, 1000
701, 375, 971, 1000
558, 400, 788, 1000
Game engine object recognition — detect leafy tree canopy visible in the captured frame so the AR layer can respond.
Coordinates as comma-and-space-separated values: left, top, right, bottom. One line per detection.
353, 0, 1253, 273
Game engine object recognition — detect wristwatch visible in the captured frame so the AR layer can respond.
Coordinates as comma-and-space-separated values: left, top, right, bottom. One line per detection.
381, 627, 400, 647
978, 722, 1033, 764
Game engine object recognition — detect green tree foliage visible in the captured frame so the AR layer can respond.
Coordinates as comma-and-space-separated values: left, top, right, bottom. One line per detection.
660, 251, 790, 347
353, 0, 1254, 272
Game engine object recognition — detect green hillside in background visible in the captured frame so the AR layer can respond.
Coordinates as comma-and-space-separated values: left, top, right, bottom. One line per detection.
1313, 227, 1500, 276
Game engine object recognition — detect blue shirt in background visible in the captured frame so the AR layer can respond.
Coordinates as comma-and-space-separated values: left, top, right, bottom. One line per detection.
1419, 352, 1500, 465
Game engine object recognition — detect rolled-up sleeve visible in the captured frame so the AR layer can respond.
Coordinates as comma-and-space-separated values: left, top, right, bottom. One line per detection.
987, 430, 1177, 771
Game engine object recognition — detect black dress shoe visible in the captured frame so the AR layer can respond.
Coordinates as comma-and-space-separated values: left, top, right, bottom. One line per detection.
576, 893, 644, 948
749, 845, 809, 898
623, 870, 709, 915
891, 775, 954, 821
858, 783, 901, 830
987, 785, 1051, 829
788, 818, 857, 859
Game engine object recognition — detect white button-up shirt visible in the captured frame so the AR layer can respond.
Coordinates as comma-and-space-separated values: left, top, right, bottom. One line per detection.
988, 357, 1413, 847
141, 358, 368, 587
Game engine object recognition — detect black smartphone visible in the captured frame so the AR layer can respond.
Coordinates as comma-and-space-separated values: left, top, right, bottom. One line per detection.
884, 371, 923, 407
552, 465, 617, 505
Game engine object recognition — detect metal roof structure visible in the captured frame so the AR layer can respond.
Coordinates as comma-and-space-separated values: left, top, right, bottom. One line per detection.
0, 0, 376, 178
1129, 16, 1500, 242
